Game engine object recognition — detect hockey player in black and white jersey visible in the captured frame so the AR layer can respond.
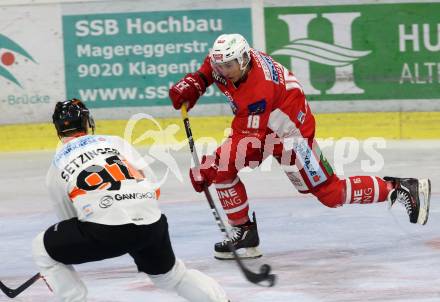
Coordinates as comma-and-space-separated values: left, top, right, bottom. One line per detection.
32, 99, 229, 302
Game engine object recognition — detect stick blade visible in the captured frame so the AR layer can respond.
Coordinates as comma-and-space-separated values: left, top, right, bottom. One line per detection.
0, 273, 41, 298
0, 280, 15, 298
243, 264, 277, 287
417, 178, 431, 225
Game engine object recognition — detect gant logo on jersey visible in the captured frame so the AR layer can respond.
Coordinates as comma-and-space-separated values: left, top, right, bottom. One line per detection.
0, 34, 36, 87
272, 12, 371, 95
114, 192, 154, 200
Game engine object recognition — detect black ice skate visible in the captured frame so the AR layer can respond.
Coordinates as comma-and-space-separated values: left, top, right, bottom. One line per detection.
214, 212, 262, 260
384, 177, 431, 225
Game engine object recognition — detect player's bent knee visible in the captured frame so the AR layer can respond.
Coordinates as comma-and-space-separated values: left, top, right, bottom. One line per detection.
32, 232, 57, 268
32, 232, 88, 302
149, 259, 228, 302
148, 258, 186, 290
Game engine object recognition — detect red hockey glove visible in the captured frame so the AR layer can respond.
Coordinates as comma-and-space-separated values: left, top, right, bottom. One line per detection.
169, 72, 206, 110
189, 155, 218, 193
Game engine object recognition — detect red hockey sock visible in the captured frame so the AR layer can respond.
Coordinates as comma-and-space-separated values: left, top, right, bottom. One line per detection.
311, 175, 391, 207
344, 176, 390, 204
215, 177, 249, 226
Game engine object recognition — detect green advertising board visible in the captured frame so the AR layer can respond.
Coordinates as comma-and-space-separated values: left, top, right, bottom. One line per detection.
63, 9, 252, 108
265, 2, 440, 101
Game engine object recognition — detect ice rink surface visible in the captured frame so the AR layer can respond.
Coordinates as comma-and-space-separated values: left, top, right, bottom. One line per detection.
0, 140, 439, 301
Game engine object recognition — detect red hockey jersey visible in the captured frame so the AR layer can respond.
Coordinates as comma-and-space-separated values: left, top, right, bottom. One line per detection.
197, 49, 317, 184
198, 49, 308, 142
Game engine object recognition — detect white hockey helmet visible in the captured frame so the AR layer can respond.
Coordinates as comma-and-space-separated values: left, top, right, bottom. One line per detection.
210, 33, 251, 70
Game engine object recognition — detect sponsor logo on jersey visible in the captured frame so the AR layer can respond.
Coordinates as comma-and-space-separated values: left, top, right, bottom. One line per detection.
297, 110, 305, 124
248, 99, 266, 115
212, 70, 227, 86
274, 62, 285, 86
295, 140, 327, 187
114, 192, 154, 201
83, 203, 94, 217
253, 51, 272, 81
254, 51, 279, 84
99, 192, 154, 208
224, 91, 238, 115
261, 55, 279, 84
55, 136, 102, 165
99, 195, 114, 208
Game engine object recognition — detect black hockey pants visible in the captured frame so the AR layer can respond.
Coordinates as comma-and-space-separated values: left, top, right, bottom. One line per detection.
43, 214, 175, 275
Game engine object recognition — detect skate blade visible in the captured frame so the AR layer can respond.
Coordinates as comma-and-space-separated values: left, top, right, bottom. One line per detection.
214, 247, 263, 260
387, 191, 394, 210
417, 179, 431, 225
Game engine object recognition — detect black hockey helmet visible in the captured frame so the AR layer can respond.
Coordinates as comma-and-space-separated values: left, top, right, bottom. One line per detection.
52, 98, 95, 137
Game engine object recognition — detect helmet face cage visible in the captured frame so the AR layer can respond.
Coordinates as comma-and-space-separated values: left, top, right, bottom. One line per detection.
210, 34, 251, 71
52, 99, 95, 136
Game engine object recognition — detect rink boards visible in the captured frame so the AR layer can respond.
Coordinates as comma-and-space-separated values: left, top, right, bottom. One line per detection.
1, 111, 439, 152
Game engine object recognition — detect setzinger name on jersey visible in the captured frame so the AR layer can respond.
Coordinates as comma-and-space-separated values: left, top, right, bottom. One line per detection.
61, 148, 120, 182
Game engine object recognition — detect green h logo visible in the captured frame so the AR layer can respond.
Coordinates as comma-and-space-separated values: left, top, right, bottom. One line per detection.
272, 12, 371, 95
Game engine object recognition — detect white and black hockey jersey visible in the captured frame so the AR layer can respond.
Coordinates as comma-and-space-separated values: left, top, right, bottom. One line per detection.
46, 135, 161, 226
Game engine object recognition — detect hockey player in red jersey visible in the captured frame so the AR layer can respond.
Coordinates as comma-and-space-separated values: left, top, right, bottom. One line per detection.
32, 99, 229, 301
169, 33, 431, 260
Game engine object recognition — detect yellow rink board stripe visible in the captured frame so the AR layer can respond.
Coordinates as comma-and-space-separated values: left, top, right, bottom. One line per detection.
1, 112, 439, 152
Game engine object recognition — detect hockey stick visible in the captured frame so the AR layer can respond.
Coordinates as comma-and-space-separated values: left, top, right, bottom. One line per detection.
0, 273, 41, 298
180, 104, 276, 287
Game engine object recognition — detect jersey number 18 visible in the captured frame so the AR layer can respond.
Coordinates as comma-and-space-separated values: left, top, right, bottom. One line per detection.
247, 115, 260, 129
